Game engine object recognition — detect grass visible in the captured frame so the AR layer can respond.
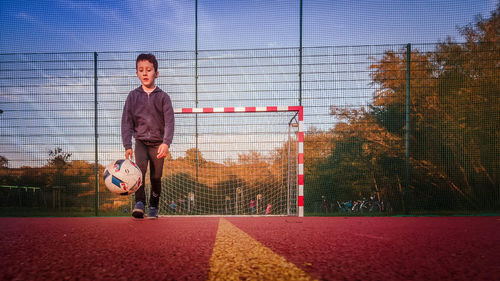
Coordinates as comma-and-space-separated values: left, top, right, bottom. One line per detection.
306, 211, 390, 217
1, 207, 498, 218
305, 210, 500, 217
0, 207, 130, 217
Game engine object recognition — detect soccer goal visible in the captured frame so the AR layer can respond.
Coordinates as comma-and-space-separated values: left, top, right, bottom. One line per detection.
158, 106, 304, 217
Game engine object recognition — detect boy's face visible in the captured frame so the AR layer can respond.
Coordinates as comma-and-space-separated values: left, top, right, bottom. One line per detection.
136, 60, 158, 89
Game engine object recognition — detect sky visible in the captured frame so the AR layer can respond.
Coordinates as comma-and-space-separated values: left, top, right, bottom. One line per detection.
0, 0, 498, 168
0, 0, 497, 53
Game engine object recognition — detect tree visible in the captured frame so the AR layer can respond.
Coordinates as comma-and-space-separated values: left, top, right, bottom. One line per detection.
307, 5, 500, 212
237, 151, 263, 165
0, 156, 8, 169
302, 127, 337, 208
368, 5, 500, 209
46, 147, 72, 187
323, 107, 405, 209
0, 156, 11, 186
48, 147, 72, 169
431, 6, 500, 207
185, 148, 206, 166
214, 174, 248, 213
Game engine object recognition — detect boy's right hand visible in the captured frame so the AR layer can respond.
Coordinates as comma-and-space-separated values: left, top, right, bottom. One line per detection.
125, 149, 133, 160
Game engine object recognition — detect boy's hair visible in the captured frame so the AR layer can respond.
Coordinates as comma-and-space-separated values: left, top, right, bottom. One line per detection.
136, 53, 158, 72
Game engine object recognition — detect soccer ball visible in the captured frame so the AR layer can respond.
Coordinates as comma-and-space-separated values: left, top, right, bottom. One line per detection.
103, 159, 142, 195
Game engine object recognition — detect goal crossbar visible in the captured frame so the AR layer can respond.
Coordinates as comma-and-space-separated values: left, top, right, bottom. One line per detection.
174, 106, 304, 217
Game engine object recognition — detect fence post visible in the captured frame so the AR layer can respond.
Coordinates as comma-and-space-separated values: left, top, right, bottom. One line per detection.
299, 0, 303, 106
195, 0, 200, 193
404, 44, 411, 214
94, 52, 99, 216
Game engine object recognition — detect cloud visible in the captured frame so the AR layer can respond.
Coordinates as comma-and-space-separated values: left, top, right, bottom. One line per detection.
127, 0, 196, 34
57, 0, 122, 23
15, 12, 35, 22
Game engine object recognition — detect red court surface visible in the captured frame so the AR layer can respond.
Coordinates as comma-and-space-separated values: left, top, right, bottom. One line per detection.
1, 216, 499, 280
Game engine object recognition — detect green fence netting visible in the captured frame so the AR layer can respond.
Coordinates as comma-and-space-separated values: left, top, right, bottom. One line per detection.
1, 41, 498, 216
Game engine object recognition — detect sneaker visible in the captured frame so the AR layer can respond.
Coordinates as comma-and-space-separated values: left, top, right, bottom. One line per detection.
147, 206, 158, 219
132, 201, 145, 219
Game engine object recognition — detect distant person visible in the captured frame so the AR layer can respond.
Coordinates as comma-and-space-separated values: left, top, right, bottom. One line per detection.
321, 195, 329, 213
249, 199, 256, 214
169, 200, 177, 213
265, 204, 272, 215
182, 195, 189, 212
122, 53, 175, 219
176, 197, 184, 213
225, 196, 231, 214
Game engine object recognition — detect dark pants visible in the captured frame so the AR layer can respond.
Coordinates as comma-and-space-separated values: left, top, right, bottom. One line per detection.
134, 140, 164, 208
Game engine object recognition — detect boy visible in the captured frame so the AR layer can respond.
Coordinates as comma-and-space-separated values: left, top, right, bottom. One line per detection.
122, 53, 174, 219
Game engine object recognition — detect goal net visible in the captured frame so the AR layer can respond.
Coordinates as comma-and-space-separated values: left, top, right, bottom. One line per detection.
154, 106, 304, 216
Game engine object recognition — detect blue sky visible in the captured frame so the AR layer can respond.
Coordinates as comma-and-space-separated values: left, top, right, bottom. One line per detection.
0, 0, 497, 53
0, 0, 498, 168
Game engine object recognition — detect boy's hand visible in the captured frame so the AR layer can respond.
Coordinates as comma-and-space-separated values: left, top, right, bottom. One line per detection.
157, 144, 169, 159
125, 149, 133, 160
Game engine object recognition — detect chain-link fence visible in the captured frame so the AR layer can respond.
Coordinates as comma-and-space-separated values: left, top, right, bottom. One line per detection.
0, 42, 498, 216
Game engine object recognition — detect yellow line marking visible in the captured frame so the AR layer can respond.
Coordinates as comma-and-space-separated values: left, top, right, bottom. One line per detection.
208, 218, 316, 281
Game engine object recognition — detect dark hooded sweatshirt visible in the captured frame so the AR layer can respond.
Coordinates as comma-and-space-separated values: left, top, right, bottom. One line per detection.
121, 86, 174, 150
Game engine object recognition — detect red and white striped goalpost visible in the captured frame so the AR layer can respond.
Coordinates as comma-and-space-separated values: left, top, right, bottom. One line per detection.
174, 106, 304, 217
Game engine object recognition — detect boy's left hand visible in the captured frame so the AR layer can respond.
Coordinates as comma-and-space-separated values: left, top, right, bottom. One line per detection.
157, 144, 169, 159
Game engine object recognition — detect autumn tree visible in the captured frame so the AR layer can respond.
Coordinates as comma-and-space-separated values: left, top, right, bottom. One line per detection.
304, 4, 500, 212
46, 147, 72, 187
0, 156, 8, 169
429, 7, 500, 208
368, 5, 500, 210
301, 127, 336, 208
185, 147, 206, 166
237, 151, 274, 188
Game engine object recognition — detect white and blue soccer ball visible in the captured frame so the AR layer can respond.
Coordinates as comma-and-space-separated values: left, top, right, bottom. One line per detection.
103, 159, 142, 195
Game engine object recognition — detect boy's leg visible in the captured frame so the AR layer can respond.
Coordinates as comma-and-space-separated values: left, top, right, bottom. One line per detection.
134, 140, 149, 205
147, 144, 165, 208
